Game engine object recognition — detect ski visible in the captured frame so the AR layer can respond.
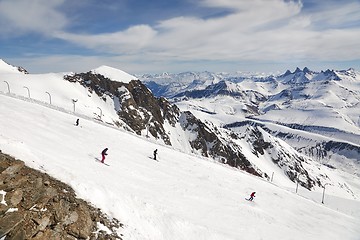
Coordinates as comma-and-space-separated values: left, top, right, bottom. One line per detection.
148, 156, 159, 162
95, 159, 110, 166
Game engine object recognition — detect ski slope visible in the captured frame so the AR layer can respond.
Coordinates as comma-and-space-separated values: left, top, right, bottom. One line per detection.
1, 93, 360, 240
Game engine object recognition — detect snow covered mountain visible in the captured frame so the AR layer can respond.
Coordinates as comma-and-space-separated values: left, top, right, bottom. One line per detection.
141, 67, 360, 178
1, 60, 360, 240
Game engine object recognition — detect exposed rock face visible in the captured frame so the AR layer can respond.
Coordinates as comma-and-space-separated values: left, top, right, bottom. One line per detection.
180, 111, 261, 176
0, 152, 122, 239
64, 72, 180, 145
17, 66, 29, 74
226, 119, 360, 179
230, 124, 323, 189
118, 80, 180, 145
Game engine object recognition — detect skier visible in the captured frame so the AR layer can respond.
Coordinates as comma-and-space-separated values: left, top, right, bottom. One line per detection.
153, 149, 158, 160
101, 148, 108, 163
75, 118, 79, 126
248, 192, 256, 201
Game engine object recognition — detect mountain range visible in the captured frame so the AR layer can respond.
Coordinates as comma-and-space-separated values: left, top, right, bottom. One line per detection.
140, 67, 360, 177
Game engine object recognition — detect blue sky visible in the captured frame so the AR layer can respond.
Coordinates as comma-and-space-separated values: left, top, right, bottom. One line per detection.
1, 0, 360, 74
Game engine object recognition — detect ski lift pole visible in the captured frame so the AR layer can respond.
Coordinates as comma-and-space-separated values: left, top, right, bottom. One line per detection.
146, 123, 149, 138
322, 183, 330, 204
3, 81, 10, 93
296, 181, 299, 193
97, 107, 102, 120
295, 175, 300, 193
23, 86, 30, 98
72, 99, 78, 112
45, 92, 52, 104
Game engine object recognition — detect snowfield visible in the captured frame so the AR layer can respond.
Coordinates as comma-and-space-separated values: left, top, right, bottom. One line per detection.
1, 92, 360, 240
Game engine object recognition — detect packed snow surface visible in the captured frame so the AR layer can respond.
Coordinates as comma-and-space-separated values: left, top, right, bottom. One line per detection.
1, 92, 360, 240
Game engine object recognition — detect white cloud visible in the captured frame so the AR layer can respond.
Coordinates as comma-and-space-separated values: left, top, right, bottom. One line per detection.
305, 1, 360, 28
3, 0, 360, 72
143, 0, 360, 63
0, 0, 67, 36
54, 25, 157, 54
145, 0, 304, 60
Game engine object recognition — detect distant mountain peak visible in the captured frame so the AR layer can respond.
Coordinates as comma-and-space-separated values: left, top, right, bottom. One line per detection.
283, 70, 292, 76
281, 67, 312, 77
294, 67, 302, 73
303, 67, 311, 73
321, 69, 341, 81
278, 67, 310, 84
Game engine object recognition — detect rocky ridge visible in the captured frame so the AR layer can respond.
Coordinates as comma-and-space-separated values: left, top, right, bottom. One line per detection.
0, 151, 122, 240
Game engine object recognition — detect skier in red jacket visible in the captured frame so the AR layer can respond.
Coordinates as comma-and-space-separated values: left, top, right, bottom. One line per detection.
248, 192, 256, 201
101, 148, 108, 163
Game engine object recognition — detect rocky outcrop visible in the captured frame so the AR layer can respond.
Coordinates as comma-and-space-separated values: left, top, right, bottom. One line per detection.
64, 72, 180, 145
236, 125, 322, 189
0, 152, 122, 240
180, 111, 261, 176
118, 80, 180, 145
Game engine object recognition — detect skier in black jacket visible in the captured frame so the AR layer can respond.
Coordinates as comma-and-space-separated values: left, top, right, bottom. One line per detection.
153, 149, 158, 160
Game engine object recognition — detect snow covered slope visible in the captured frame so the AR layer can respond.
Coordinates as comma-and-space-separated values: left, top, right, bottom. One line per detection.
1, 92, 360, 240
0, 59, 27, 73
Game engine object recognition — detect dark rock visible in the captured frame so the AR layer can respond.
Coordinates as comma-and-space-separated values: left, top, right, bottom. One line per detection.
9, 189, 23, 206
6, 223, 26, 240
22, 187, 46, 210
0, 204, 9, 217
67, 203, 93, 238
0, 212, 24, 238
1, 162, 24, 175
53, 198, 71, 222
1, 174, 29, 192
36, 186, 57, 209
31, 229, 63, 240
63, 211, 78, 226
33, 215, 50, 231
